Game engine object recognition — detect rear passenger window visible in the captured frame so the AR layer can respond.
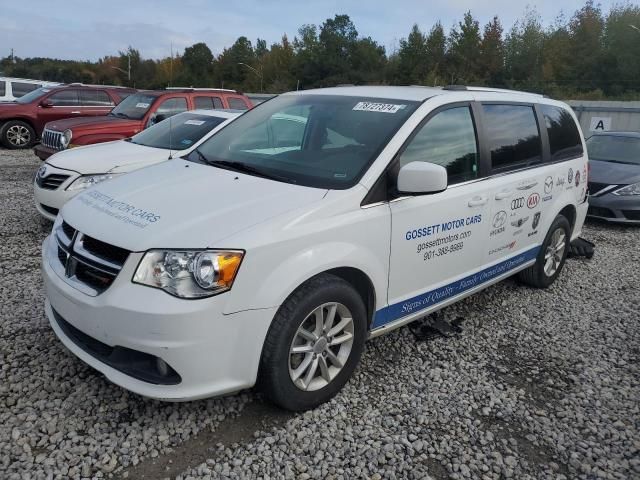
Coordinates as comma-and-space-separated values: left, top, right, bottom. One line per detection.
482, 104, 541, 170
11, 82, 40, 98
48, 90, 80, 106
156, 97, 188, 117
399, 106, 478, 184
79, 90, 114, 106
194, 96, 223, 110
0, 81, 5, 96
541, 105, 583, 161
228, 97, 248, 110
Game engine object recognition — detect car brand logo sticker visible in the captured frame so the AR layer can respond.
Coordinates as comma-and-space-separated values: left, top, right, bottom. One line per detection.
556, 176, 565, 188
527, 193, 540, 209
493, 211, 507, 228
517, 180, 538, 191
488, 241, 517, 256
532, 212, 541, 230
568, 168, 574, 184
37, 165, 47, 178
511, 197, 525, 210
575, 170, 580, 187
511, 216, 529, 228
544, 176, 553, 194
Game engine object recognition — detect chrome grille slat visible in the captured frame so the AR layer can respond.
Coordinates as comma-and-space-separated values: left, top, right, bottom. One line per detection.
36, 173, 70, 190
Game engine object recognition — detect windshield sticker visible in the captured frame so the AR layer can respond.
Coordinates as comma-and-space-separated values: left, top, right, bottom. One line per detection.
181, 139, 193, 145
135, 102, 150, 108
353, 102, 406, 113
184, 119, 205, 126
76, 190, 161, 229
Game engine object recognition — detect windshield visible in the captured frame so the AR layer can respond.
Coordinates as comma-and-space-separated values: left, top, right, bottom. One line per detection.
130, 112, 229, 150
16, 87, 51, 104
586, 135, 640, 165
191, 94, 419, 188
109, 93, 157, 120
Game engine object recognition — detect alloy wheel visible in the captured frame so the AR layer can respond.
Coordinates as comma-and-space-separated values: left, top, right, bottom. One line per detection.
288, 302, 355, 391
543, 228, 566, 277
6, 125, 31, 147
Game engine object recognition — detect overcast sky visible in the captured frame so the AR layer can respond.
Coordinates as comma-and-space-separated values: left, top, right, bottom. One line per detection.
2, 0, 620, 61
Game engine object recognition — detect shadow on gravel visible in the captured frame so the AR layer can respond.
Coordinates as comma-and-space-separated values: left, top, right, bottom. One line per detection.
116, 401, 294, 479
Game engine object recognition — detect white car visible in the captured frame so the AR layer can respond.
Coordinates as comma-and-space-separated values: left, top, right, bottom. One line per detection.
42, 86, 589, 411
0, 76, 60, 102
34, 109, 240, 220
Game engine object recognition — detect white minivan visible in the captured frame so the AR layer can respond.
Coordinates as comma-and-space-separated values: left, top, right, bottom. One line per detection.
42, 86, 588, 411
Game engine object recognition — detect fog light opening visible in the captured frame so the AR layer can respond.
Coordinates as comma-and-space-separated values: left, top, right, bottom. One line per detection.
156, 358, 169, 377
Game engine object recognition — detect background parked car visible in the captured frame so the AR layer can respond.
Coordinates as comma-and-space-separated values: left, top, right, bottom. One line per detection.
0, 77, 60, 102
33, 109, 240, 220
34, 88, 252, 160
0, 84, 136, 149
587, 131, 640, 224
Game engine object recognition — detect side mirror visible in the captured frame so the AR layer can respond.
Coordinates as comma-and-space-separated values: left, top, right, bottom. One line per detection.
397, 161, 448, 195
154, 113, 167, 123
39, 99, 53, 108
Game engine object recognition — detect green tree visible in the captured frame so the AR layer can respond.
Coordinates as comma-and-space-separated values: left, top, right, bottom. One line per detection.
448, 11, 482, 83
479, 16, 505, 86
180, 42, 214, 86
397, 24, 428, 84
504, 9, 545, 91
425, 22, 447, 86
603, 3, 640, 95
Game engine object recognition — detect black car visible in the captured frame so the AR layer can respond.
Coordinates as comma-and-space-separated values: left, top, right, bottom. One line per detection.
586, 131, 640, 224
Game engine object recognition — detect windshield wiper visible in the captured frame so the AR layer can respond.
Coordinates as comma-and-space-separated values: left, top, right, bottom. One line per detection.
207, 159, 294, 183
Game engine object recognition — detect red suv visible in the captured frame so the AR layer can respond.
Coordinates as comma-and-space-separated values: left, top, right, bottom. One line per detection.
33, 88, 253, 160
0, 84, 135, 149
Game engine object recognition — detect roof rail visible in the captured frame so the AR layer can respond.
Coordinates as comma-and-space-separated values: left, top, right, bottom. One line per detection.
67, 82, 133, 89
165, 87, 238, 93
0, 76, 60, 84
442, 85, 543, 97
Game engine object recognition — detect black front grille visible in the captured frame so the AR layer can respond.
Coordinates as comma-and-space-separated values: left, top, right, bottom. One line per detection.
61, 221, 76, 240
588, 206, 615, 218
81, 235, 130, 265
588, 182, 610, 194
622, 210, 640, 221
40, 204, 59, 216
57, 245, 67, 265
73, 261, 119, 292
37, 173, 70, 190
51, 308, 181, 385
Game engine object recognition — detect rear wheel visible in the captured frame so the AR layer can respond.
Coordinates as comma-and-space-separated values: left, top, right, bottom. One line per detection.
518, 214, 571, 288
1, 120, 35, 149
259, 274, 367, 411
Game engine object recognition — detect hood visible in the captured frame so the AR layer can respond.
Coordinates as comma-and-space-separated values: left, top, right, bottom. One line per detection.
589, 159, 640, 186
61, 159, 328, 251
47, 140, 169, 174
46, 116, 141, 133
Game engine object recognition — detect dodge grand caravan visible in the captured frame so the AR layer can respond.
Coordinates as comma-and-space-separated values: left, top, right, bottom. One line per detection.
42, 86, 589, 411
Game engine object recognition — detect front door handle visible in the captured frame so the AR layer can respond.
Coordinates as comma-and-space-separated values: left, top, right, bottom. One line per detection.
468, 195, 488, 207
495, 190, 513, 200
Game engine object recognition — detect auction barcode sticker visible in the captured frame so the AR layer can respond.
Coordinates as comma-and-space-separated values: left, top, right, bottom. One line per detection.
353, 102, 406, 113
184, 119, 205, 126
135, 102, 150, 108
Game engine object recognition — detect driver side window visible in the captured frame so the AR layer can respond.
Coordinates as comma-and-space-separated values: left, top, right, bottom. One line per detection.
399, 106, 479, 185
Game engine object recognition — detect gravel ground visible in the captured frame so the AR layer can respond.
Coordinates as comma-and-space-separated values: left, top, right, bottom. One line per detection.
1, 148, 638, 480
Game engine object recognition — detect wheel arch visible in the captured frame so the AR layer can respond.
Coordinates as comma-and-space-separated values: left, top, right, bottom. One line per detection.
558, 204, 577, 235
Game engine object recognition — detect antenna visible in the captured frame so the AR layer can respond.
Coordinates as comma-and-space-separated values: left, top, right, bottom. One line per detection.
168, 115, 173, 160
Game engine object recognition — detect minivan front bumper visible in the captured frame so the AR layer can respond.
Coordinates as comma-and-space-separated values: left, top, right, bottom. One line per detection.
42, 234, 276, 401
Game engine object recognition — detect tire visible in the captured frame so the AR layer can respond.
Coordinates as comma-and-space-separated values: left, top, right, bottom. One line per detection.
518, 214, 571, 288
259, 273, 367, 411
1, 120, 36, 149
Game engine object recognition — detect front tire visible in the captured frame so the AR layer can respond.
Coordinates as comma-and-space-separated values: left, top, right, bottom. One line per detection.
1, 120, 36, 149
518, 214, 571, 288
259, 273, 367, 411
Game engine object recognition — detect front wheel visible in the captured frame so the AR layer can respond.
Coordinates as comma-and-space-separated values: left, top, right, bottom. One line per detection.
518, 214, 571, 288
259, 274, 367, 411
1, 120, 36, 149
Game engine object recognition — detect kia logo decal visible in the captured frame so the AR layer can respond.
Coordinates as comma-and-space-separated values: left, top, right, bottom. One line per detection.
527, 193, 540, 209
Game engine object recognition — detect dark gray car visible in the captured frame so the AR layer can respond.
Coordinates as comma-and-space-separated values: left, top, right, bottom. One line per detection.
586, 132, 640, 224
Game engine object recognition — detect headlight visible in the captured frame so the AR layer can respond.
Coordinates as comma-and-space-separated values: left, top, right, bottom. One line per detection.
613, 182, 640, 196
133, 250, 244, 298
60, 129, 72, 148
66, 173, 120, 191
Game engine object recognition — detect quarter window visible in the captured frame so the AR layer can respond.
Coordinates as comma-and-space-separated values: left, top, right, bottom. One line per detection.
11, 82, 40, 98
48, 90, 80, 106
482, 104, 542, 170
398, 106, 479, 184
0, 81, 5, 96
79, 90, 114, 106
541, 105, 583, 161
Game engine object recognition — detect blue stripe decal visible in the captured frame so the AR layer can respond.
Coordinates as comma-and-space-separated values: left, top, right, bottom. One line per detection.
372, 246, 540, 329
